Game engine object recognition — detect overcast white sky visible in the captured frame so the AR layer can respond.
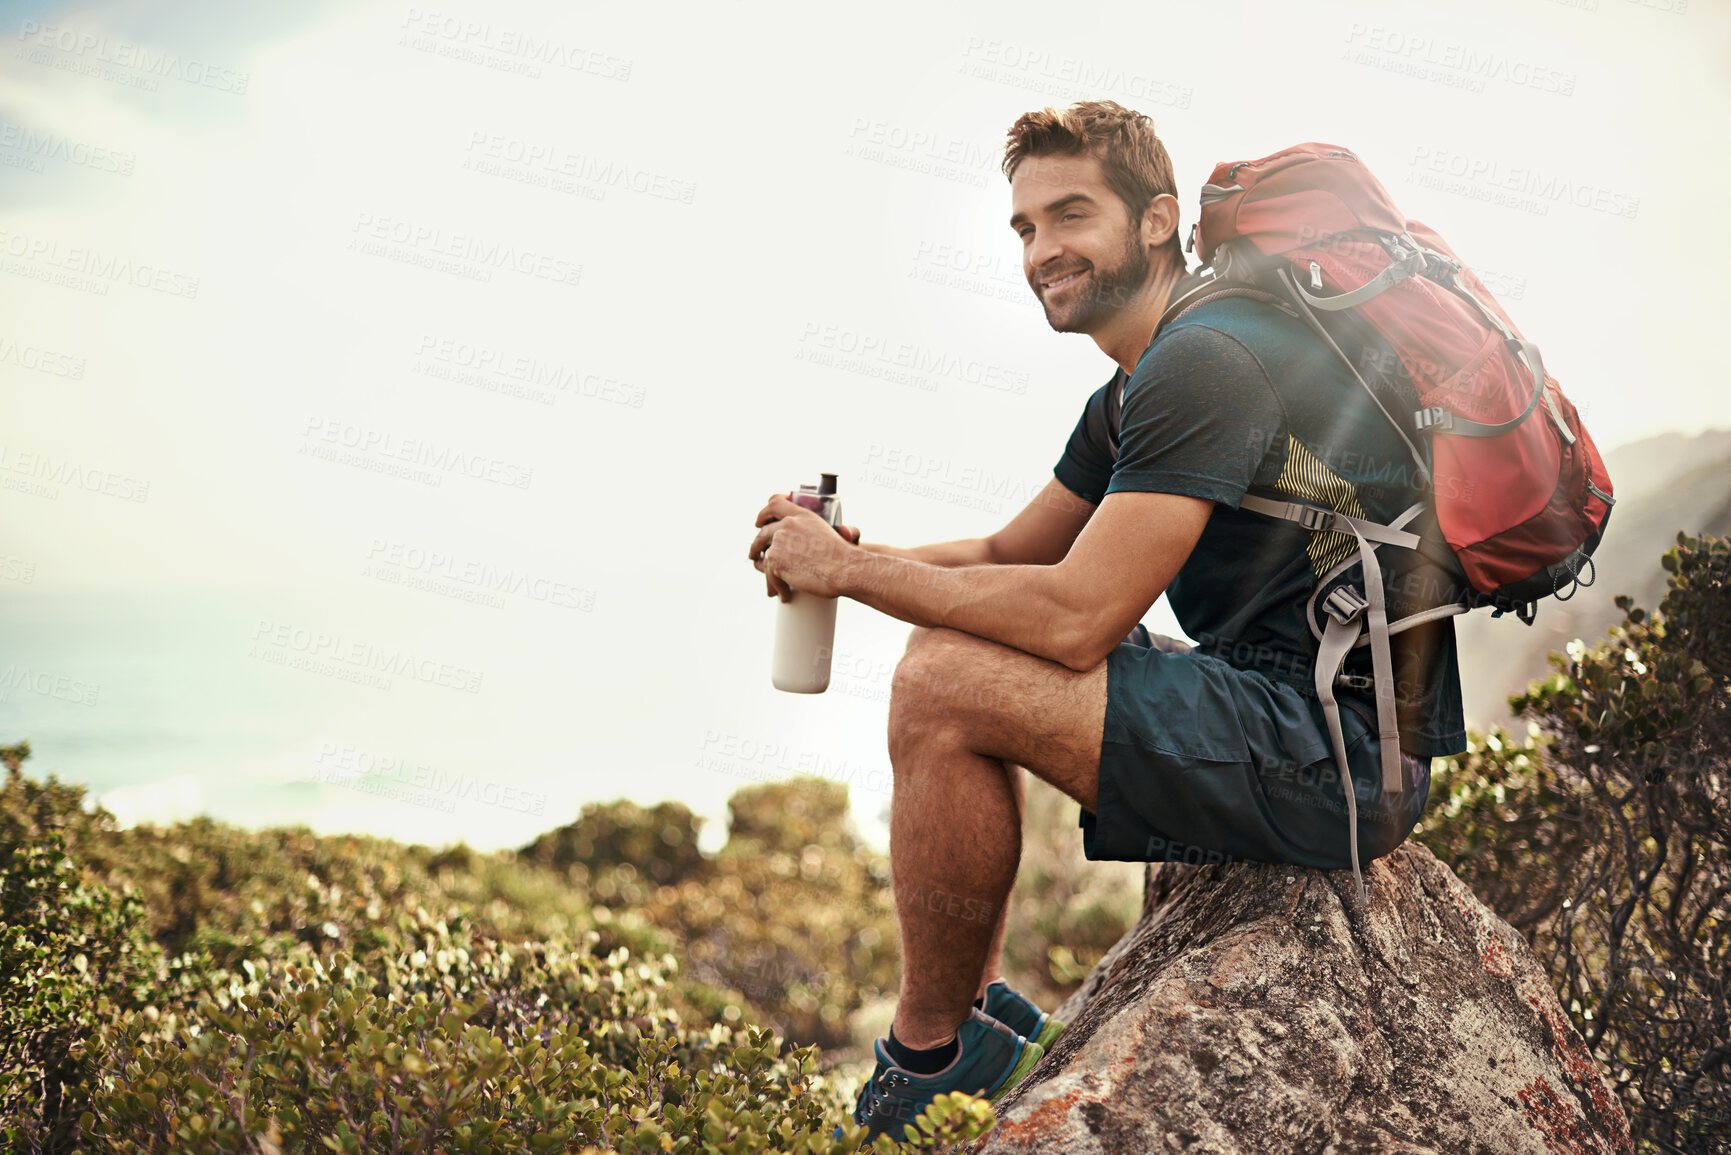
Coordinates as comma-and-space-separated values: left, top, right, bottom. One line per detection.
3, 0, 1727, 850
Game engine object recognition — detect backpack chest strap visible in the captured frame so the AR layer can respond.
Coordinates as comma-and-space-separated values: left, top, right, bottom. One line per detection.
1238, 494, 1423, 551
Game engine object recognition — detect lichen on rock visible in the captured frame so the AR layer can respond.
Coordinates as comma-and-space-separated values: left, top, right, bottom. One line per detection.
976, 844, 1631, 1155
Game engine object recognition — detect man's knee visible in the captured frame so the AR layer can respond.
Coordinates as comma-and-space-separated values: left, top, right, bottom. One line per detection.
891, 636, 952, 716
889, 632, 981, 747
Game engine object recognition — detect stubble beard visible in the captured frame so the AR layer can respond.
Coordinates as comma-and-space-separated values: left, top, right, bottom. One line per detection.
1038, 231, 1153, 335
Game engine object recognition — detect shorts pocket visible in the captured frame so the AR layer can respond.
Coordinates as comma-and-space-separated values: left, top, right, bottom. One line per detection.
1116, 649, 1255, 764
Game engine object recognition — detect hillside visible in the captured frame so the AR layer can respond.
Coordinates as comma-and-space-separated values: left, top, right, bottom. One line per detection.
1456, 429, 1731, 726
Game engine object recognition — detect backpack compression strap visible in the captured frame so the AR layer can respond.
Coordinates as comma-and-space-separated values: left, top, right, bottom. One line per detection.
1239, 494, 1424, 902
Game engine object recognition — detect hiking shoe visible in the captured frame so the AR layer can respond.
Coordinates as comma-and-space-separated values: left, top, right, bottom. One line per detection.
982, 980, 1066, 1051
846, 1008, 1044, 1143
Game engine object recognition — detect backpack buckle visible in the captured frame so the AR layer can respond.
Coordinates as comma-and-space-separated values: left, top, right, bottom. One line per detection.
1335, 672, 1375, 691
1297, 505, 1336, 533
1414, 406, 1453, 432
1323, 586, 1369, 625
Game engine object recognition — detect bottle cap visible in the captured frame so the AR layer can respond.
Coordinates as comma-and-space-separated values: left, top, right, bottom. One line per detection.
819, 473, 838, 495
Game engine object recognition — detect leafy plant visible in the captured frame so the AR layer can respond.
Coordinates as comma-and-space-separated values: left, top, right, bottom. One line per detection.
0, 749, 998, 1152
1421, 532, 1730, 1153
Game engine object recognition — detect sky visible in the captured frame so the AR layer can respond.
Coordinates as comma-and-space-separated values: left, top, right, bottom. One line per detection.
2, 0, 1727, 852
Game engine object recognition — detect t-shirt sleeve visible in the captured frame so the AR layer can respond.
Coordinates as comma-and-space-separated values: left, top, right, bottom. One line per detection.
1106, 322, 1284, 509
1052, 375, 1118, 507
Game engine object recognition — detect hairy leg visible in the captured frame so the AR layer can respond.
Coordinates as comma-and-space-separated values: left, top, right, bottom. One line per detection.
898, 628, 1045, 1001
976, 762, 1025, 1000
887, 626, 1107, 1048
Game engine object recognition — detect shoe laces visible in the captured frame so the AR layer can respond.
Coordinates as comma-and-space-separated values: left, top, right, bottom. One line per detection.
854, 1067, 911, 1122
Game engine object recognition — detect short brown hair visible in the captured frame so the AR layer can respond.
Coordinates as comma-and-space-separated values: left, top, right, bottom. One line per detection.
1002, 101, 1184, 271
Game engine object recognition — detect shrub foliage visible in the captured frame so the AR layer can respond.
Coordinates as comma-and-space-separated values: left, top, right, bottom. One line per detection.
1420, 532, 1730, 1153
0, 759, 986, 1153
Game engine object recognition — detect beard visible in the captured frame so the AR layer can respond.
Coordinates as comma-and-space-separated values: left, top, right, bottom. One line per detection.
1036, 230, 1153, 334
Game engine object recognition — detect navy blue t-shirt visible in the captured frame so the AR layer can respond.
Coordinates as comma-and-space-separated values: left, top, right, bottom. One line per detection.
1055, 283, 1467, 758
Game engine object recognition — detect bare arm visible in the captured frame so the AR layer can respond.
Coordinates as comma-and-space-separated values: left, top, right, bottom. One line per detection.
831, 490, 1213, 671
854, 477, 1096, 568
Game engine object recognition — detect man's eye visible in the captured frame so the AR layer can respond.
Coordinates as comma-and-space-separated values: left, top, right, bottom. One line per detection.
1062, 212, 1082, 222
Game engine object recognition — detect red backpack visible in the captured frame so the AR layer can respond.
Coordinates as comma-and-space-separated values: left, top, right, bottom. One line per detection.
1164, 142, 1614, 898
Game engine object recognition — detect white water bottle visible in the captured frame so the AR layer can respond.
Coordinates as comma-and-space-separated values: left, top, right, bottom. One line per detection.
772, 473, 842, 694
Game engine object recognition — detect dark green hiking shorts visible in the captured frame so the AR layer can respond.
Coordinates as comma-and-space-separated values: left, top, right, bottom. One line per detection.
1079, 624, 1431, 870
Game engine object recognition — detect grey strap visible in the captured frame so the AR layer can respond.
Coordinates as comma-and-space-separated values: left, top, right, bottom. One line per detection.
1350, 602, 1470, 646
1314, 613, 1368, 904
1418, 284, 1575, 446
1332, 516, 1405, 796
1250, 491, 1419, 901
1292, 247, 1426, 312
1198, 181, 1243, 206
1275, 268, 1432, 489
1239, 494, 1423, 552
1416, 337, 1556, 439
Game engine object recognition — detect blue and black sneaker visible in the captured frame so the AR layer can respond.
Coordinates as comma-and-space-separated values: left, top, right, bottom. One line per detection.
981, 979, 1066, 1051
846, 1007, 1044, 1143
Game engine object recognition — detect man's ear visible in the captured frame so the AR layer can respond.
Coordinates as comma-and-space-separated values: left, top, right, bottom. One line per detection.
1142, 193, 1181, 250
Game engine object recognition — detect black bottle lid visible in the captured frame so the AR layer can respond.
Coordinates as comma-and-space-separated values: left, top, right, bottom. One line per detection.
819, 473, 838, 495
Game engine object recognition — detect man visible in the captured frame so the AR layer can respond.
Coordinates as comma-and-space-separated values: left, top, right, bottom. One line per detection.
748, 100, 1466, 1139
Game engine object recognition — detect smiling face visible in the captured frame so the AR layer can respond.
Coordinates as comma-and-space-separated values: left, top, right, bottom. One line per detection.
1009, 151, 1155, 335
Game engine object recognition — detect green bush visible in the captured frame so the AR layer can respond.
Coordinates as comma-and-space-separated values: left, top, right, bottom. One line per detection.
1421, 532, 1730, 1153
520, 799, 709, 887
80, 932, 851, 1153
0, 754, 997, 1152
0, 747, 165, 1153
999, 782, 1140, 1004
641, 781, 899, 1051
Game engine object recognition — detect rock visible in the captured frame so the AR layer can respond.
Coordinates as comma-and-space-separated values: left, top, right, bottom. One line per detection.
976, 843, 1631, 1155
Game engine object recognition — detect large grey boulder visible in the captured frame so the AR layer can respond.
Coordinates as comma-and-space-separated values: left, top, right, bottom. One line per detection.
977, 844, 1631, 1155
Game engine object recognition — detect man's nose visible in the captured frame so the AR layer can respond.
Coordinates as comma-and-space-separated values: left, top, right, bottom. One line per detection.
1027, 234, 1065, 280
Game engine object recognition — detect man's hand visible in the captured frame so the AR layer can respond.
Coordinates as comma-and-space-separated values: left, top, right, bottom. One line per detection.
749, 494, 857, 601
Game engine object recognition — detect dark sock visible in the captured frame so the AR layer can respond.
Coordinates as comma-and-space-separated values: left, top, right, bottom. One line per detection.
885, 1026, 959, 1074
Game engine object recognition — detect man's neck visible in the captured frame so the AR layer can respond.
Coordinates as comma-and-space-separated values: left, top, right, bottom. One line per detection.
1096, 261, 1187, 376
